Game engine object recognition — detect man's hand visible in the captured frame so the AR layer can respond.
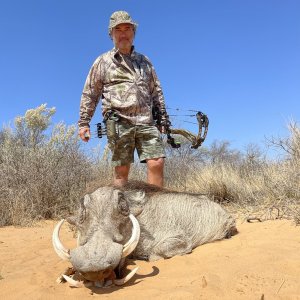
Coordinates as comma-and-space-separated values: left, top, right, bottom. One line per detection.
158, 117, 171, 134
79, 127, 91, 142
157, 125, 167, 134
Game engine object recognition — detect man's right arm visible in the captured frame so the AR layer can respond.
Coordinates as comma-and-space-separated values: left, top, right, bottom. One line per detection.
149, 62, 170, 133
78, 57, 103, 141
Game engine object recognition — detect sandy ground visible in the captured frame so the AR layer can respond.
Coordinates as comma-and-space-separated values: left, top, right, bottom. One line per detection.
0, 220, 300, 300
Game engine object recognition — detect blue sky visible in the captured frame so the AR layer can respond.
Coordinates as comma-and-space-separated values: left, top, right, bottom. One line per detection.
1, 0, 299, 155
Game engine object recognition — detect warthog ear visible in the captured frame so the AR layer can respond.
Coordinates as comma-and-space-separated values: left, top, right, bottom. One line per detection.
123, 190, 146, 216
117, 191, 130, 216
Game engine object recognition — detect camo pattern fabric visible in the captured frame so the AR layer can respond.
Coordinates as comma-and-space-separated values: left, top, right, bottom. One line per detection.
107, 119, 165, 166
108, 11, 138, 34
78, 47, 168, 129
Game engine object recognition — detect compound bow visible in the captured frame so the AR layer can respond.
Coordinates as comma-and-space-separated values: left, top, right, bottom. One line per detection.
164, 111, 209, 149
96, 110, 209, 149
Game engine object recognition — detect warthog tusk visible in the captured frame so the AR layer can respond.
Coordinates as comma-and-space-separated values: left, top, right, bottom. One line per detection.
122, 214, 140, 258
52, 219, 71, 261
114, 267, 139, 286
62, 275, 83, 288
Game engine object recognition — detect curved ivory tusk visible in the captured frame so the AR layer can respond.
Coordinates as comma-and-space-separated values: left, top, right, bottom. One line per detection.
114, 267, 139, 286
121, 214, 140, 258
52, 219, 71, 261
62, 274, 83, 288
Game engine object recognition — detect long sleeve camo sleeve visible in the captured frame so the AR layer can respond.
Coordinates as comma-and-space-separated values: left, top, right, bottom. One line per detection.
78, 58, 103, 129
150, 64, 169, 124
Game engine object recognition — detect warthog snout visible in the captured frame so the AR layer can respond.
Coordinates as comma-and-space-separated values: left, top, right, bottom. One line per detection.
69, 234, 123, 272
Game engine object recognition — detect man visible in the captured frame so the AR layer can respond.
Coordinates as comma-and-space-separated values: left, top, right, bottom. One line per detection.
78, 11, 169, 187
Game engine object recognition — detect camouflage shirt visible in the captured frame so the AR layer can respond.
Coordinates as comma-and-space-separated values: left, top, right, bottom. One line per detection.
78, 47, 168, 129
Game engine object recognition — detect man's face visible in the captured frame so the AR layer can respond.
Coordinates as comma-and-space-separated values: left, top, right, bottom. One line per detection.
111, 23, 135, 54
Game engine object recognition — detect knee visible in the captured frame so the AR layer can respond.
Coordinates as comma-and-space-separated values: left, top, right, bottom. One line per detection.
147, 158, 164, 171
114, 165, 130, 187
115, 165, 130, 178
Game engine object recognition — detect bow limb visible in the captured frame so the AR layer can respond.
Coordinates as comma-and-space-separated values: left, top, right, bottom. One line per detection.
169, 128, 198, 147
168, 112, 209, 149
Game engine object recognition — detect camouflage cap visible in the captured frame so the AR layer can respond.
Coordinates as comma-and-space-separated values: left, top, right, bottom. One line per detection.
108, 11, 138, 35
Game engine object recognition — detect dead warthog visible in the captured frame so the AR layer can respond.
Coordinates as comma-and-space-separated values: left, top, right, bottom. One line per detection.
53, 181, 237, 287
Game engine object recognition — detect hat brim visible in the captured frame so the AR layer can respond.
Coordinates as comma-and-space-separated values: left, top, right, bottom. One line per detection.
110, 20, 138, 29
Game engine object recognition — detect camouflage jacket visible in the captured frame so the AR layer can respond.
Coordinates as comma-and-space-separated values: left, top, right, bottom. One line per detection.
78, 47, 168, 129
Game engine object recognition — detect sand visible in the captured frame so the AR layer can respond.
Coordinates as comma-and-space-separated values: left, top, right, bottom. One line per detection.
0, 219, 300, 300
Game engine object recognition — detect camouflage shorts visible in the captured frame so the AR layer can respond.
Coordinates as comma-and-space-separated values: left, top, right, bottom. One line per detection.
106, 118, 165, 166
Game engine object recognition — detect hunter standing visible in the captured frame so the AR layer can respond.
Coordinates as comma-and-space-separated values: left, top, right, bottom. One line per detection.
78, 11, 169, 187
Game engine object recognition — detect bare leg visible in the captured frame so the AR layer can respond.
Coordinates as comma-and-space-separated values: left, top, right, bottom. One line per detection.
114, 165, 130, 186
146, 158, 164, 187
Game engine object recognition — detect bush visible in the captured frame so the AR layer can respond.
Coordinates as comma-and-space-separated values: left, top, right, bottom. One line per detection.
0, 104, 94, 226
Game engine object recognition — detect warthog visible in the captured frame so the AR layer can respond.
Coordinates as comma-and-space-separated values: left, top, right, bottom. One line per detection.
53, 181, 237, 287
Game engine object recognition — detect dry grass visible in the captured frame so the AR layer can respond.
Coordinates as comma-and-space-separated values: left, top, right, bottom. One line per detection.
0, 105, 299, 226
164, 127, 300, 224
183, 160, 300, 223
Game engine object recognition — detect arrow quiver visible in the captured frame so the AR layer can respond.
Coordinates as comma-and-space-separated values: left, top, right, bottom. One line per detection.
96, 111, 120, 139
104, 111, 119, 141
96, 122, 105, 138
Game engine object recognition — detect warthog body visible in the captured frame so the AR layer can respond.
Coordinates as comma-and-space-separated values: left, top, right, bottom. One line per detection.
54, 182, 237, 283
